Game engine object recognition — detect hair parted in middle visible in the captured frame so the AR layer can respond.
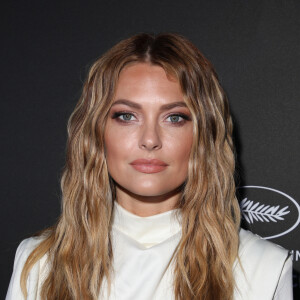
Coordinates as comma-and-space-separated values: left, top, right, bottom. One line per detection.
21, 32, 241, 300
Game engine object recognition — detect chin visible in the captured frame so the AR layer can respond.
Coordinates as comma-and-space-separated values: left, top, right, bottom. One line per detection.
114, 176, 184, 198
125, 182, 180, 198
131, 189, 167, 197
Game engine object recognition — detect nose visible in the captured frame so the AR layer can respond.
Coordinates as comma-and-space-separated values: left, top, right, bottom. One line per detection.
139, 122, 162, 151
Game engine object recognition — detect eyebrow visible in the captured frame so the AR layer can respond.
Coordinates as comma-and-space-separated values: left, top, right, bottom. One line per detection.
111, 99, 188, 110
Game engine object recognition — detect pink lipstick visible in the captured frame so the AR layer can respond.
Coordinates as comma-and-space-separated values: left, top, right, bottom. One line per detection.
130, 159, 168, 174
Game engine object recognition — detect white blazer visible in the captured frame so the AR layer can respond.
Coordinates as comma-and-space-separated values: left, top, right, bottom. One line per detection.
6, 202, 292, 299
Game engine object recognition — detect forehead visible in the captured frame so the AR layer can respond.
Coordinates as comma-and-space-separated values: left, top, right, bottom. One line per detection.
113, 63, 183, 104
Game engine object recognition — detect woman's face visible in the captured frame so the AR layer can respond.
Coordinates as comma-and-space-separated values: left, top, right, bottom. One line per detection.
104, 63, 193, 200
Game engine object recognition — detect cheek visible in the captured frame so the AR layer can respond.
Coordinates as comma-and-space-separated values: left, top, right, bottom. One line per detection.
104, 126, 135, 170
166, 131, 193, 164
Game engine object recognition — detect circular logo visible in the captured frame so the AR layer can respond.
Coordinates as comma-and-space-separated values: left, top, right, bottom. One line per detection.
237, 186, 300, 239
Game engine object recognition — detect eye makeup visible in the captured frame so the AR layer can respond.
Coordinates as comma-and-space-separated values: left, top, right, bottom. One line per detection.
111, 110, 191, 126
165, 113, 191, 126
111, 111, 137, 124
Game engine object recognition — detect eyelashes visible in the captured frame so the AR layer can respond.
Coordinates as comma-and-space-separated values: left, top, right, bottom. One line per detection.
111, 111, 191, 126
112, 112, 137, 122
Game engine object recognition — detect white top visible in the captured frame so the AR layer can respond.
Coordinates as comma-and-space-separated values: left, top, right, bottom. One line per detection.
6, 201, 293, 299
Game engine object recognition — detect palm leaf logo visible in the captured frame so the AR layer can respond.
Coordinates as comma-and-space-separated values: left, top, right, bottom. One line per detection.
240, 198, 290, 224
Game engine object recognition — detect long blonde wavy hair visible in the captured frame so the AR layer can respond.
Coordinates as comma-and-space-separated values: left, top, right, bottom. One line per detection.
21, 33, 240, 300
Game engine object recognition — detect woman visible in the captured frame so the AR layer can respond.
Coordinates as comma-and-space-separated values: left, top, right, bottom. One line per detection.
6, 33, 292, 300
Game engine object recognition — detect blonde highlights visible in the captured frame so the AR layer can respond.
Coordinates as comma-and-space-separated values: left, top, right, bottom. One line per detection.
21, 33, 240, 299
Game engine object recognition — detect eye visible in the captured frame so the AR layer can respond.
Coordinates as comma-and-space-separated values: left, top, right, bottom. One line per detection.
166, 114, 188, 123
120, 113, 135, 121
168, 115, 182, 123
112, 112, 137, 122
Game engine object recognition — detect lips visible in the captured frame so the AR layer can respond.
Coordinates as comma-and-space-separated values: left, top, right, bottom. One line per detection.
130, 159, 168, 174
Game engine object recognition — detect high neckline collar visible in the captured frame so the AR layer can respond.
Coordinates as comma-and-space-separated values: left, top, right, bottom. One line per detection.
112, 201, 181, 248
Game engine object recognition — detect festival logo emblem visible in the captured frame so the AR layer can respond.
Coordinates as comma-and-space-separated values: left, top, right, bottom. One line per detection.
237, 186, 300, 239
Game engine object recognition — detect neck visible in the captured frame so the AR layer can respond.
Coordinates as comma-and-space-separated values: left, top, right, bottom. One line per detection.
115, 184, 182, 217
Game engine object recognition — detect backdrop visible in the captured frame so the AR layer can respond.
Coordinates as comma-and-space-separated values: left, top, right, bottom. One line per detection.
1, 0, 299, 298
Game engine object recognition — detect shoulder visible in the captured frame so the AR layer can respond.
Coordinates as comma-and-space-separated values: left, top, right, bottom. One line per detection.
15, 236, 45, 261
6, 236, 47, 300
237, 228, 290, 273
238, 228, 289, 258
234, 228, 292, 300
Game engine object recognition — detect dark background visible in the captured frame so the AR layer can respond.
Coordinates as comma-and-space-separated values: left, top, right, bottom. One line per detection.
1, 0, 299, 298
